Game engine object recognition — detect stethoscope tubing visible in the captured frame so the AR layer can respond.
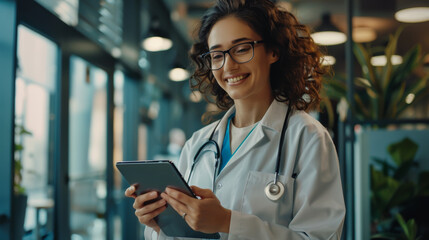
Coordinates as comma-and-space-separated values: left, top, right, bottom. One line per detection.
274, 106, 292, 184
188, 105, 292, 195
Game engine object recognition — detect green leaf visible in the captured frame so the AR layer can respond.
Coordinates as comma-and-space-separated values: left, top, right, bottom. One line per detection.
407, 219, 417, 240
387, 138, 418, 166
403, 74, 429, 103
371, 169, 401, 213
19, 128, 32, 136
14, 183, 26, 195
396, 214, 409, 237
386, 181, 415, 210
355, 77, 373, 88
15, 159, 23, 172
14, 144, 24, 151
394, 160, 417, 181
397, 74, 429, 116
371, 165, 388, 191
372, 157, 396, 176
392, 45, 422, 89
354, 43, 379, 92
385, 79, 405, 118
382, 26, 404, 91
323, 78, 347, 101
354, 93, 372, 119
396, 214, 419, 240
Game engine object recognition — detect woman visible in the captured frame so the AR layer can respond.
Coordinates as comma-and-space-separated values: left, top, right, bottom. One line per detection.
125, 0, 345, 239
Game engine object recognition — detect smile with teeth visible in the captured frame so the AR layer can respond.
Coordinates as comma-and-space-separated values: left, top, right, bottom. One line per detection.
226, 74, 248, 83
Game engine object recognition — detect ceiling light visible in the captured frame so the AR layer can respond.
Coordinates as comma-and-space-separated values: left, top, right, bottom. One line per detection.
168, 68, 189, 82
321, 55, 336, 66
395, 7, 429, 23
370, 55, 403, 66
142, 36, 172, 52
142, 17, 173, 52
311, 13, 347, 46
395, 0, 429, 23
353, 27, 377, 43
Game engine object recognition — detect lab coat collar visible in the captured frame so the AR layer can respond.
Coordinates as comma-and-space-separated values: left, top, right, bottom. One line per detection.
211, 99, 290, 144
211, 100, 290, 179
212, 106, 236, 152
258, 100, 290, 133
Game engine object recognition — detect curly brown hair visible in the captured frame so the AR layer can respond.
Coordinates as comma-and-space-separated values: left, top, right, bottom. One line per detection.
190, 0, 326, 113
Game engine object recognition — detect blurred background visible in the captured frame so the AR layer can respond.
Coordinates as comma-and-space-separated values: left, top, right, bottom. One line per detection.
1, 0, 428, 239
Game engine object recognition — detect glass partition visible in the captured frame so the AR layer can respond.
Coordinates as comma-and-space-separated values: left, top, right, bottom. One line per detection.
68, 55, 107, 240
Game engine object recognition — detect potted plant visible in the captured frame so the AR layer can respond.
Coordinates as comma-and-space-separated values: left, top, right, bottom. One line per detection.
14, 123, 31, 239
323, 26, 429, 122
370, 137, 429, 239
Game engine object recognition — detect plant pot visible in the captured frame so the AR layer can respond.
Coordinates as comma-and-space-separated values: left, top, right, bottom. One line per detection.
13, 194, 27, 240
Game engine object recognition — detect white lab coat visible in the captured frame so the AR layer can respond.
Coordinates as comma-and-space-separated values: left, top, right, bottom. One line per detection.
145, 100, 345, 239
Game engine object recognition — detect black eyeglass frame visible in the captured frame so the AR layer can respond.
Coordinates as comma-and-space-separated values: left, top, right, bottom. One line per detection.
200, 40, 264, 71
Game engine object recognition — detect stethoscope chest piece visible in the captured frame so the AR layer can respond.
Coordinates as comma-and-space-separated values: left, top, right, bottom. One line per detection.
264, 181, 285, 201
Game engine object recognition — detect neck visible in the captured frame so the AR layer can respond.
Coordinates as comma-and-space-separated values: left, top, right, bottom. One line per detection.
233, 95, 274, 128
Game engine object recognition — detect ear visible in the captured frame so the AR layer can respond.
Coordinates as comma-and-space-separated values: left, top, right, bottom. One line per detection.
269, 49, 279, 64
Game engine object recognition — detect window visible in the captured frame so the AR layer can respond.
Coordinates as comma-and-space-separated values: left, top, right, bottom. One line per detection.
15, 24, 58, 235
68, 55, 108, 239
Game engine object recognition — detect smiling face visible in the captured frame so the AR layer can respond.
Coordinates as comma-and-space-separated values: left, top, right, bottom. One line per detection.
207, 16, 278, 104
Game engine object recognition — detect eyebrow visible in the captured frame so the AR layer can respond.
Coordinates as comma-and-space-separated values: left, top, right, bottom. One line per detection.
209, 37, 252, 51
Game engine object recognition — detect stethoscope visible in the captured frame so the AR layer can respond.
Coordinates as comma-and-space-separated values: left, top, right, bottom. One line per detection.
187, 106, 292, 201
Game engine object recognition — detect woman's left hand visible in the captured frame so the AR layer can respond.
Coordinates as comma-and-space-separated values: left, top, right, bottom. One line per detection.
161, 186, 231, 234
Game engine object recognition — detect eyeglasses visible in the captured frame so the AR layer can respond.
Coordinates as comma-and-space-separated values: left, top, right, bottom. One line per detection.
201, 40, 264, 70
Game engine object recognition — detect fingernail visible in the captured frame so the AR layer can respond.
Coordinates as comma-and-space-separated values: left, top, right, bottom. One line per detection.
165, 188, 170, 193
150, 191, 157, 197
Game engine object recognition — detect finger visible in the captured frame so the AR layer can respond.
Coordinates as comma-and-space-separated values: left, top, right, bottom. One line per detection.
135, 198, 166, 216
190, 186, 215, 199
161, 192, 188, 216
133, 191, 158, 209
165, 188, 195, 204
124, 185, 136, 198
137, 205, 167, 224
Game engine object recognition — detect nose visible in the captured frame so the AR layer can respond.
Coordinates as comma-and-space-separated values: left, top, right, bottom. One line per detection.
222, 53, 239, 71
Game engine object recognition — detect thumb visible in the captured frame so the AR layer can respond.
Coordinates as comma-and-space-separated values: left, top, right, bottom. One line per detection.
191, 186, 215, 199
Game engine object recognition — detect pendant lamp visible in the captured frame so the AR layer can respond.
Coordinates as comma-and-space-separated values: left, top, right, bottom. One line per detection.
311, 13, 347, 46
142, 17, 173, 52
395, 0, 429, 23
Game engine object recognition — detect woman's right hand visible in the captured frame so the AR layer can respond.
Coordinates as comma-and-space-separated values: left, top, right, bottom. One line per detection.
125, 185, 167, 233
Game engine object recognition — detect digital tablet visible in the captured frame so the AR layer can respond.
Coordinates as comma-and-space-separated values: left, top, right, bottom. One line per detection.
116, 160, 220, 239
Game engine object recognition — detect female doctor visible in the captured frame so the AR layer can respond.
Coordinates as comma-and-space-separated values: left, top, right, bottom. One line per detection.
125, 0, 346, 239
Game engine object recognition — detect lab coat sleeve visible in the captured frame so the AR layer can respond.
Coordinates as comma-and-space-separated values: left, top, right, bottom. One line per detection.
175, 138, 193, 176
228, 126, 345, 239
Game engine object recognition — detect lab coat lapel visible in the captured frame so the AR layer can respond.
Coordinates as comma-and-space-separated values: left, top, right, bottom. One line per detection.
216, 100, 289, 179
225, 123, 268, 165
212, 107, 236, 154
